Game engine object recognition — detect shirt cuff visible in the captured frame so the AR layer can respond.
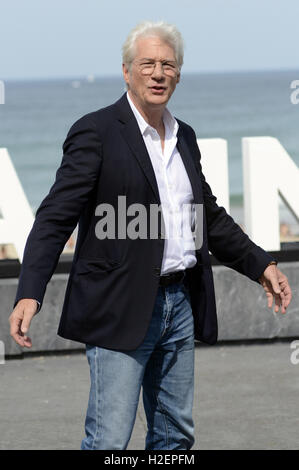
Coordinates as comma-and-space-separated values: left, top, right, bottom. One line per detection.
34, 300, 41, 313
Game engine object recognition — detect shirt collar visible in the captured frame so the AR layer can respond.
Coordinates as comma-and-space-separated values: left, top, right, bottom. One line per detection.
126, 91, 178, 139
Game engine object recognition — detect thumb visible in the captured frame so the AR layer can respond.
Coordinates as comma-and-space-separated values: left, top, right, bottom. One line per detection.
21, 312, 33, 334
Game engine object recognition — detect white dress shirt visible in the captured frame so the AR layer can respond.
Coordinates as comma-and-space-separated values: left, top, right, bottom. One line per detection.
126, 92, 197, 275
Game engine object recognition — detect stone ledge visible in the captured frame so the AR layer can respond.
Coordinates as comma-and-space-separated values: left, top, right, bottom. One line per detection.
1, 262, 298, 356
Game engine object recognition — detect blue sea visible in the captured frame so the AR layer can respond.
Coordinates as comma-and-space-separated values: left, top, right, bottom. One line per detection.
0, 70, 298, 229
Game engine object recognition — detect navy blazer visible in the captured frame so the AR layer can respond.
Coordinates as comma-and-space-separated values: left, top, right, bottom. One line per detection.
14, 93, 275, 349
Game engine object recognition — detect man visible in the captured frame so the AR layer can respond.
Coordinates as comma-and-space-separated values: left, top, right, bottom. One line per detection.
9, 21, 292, 450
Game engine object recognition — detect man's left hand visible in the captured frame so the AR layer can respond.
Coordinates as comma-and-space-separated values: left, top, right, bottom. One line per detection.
259, 265, 292, 314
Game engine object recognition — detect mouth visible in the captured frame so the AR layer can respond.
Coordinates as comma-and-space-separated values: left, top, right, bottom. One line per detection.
150, 86, 166, 94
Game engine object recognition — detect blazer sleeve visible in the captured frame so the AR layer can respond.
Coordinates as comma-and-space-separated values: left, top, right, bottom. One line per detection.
13, 114, 103, 311
189, 127, 276, 282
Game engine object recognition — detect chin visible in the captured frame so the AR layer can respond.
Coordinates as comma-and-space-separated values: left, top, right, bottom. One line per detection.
147, 94, 169, 106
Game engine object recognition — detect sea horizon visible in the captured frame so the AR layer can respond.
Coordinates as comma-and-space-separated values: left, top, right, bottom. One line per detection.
2, 66, 299, 83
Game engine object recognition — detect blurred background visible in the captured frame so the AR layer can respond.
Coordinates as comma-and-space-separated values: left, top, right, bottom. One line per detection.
0, 0, 298, 258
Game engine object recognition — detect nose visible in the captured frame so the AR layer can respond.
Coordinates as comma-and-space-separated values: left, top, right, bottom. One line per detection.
151, 62, 164, 80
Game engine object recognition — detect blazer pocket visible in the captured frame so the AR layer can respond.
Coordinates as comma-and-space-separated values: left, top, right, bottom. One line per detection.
75, 257, 121, 274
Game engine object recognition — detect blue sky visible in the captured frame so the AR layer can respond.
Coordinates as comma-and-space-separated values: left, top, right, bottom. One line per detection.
0, 0, 298, 80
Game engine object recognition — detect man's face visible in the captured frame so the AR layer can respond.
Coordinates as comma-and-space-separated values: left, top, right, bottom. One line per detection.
122, 36, 180, 113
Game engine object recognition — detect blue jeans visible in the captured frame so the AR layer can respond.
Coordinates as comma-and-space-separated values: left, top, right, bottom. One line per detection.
80, 282, 195, 450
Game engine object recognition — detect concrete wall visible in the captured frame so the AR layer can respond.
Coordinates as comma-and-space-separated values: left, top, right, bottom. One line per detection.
1, 262, 298, 356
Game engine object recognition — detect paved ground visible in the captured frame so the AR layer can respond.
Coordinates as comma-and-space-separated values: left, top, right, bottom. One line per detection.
1, 340, 299, 450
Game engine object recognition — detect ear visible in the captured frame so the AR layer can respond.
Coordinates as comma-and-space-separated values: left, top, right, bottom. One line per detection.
176, 71, 181, 84
122, 63, 130, 86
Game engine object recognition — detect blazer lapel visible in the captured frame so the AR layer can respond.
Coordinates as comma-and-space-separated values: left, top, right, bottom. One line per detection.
115, 94, 161, 205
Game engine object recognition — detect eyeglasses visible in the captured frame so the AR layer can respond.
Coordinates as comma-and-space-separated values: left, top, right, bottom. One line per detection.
134, 60, 178, 77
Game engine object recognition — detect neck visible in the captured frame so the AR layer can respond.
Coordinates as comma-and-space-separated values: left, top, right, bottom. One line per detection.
128, 90, 165, 130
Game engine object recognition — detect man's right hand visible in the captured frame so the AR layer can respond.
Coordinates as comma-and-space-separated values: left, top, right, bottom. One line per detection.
9, 299, 38, 348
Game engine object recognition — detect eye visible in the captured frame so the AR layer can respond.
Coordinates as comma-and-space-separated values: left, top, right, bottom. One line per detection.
163, 62, 175, 69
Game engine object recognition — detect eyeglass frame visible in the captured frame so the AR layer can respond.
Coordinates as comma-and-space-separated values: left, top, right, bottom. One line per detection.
132, 58, 180, 77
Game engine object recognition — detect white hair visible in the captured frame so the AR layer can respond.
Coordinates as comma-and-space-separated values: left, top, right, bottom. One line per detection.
122, 21, 184, 71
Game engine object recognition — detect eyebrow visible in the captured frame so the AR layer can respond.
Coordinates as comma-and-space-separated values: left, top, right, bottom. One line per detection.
139, 58, 176, 62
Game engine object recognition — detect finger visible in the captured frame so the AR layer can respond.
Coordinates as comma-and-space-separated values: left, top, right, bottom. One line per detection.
11, 324, 32, 348
274, 292, 281, 313
10, 314, 22, 336
266, 292, 273, 308
278, 280, 292, 313
11, 329, 25, 347
283, 285, 292, 309
279, 290, 287, 314
262, 282, 273, 308
10, 315, 25, 345
23, 336, 32, 348
271, 277, 281, 295
10, 310, 31, 347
